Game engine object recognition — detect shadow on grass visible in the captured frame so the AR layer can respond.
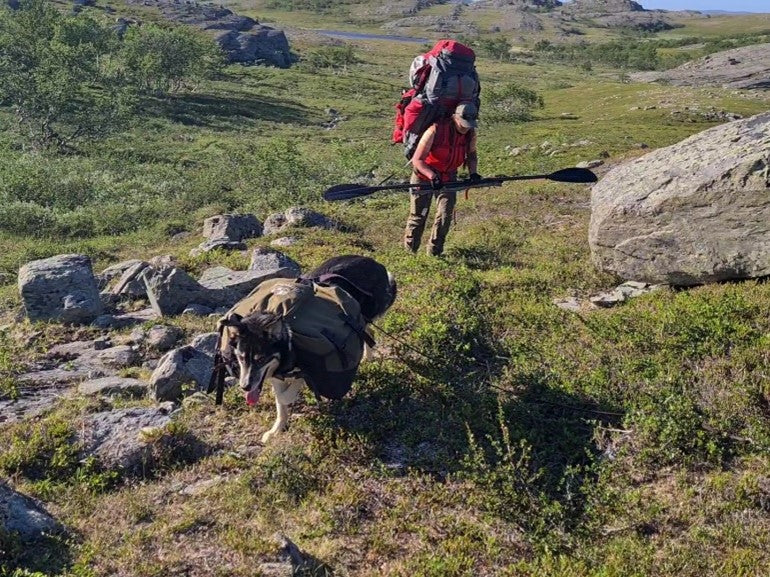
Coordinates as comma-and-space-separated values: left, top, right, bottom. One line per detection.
445, 243, 524, 271
141, 91, 317, 129
324, 340, 622, 528
0, 531, 73, 576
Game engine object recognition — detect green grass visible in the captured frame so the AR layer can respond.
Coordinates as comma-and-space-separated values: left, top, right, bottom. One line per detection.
1, 5, 770, 576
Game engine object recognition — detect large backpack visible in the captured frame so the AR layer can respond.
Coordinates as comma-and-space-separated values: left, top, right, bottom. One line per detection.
391, 40, 480, 160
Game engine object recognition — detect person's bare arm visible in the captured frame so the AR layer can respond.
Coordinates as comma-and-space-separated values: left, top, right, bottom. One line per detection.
466, 130, 478, 175
411, 125, 437, 180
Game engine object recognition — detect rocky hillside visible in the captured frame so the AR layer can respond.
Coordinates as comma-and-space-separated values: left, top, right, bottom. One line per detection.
631, 42, 770, 90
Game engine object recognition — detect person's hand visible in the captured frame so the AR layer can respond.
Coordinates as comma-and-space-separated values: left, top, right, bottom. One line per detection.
469, 172, 482, 183
430, 174, 443, 190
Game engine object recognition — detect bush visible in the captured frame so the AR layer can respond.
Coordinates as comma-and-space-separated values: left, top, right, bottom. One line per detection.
121, 23, 222, 94
0, 0, 136, 150
482, 82, 544, 123
303, 45, 358, 71
477, 37, 512, 61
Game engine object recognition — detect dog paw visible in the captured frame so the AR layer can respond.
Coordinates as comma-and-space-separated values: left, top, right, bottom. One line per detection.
261, 430, 276, 444
261, 428, 284, 444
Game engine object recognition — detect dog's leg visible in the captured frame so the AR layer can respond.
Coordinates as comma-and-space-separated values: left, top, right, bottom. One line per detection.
362, 325, 375, 361
261, 378, 304, 444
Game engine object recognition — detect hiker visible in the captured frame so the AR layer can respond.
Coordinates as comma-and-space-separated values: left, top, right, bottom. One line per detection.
403, 102, 480, 256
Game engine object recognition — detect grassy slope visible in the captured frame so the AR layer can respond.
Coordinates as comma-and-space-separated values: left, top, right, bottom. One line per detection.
1, 4, 770, 577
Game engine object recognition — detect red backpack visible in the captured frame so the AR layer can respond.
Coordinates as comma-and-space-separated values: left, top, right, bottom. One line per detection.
392, 40, 480, 159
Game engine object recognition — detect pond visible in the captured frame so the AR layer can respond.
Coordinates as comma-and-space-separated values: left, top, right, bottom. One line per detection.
315, 30, 430, 44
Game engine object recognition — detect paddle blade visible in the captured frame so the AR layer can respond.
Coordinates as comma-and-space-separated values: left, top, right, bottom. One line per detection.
323, 183, 374, 201
547, 167, 598, 183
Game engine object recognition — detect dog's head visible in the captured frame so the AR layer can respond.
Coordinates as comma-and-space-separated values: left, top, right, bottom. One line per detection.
217, 312, 293, 406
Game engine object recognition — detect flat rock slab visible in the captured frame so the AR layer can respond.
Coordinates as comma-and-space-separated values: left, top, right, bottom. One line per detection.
93, 307, 160, 329
77, 406, 204, 476
78, 377, 147, 398
0, 384, 71, 425
198, 265, 297, 297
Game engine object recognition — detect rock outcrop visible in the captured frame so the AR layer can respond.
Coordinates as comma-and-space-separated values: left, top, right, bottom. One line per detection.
630, 43, 770, 90
124, 0, 293, 67
589, 112, 770, 285
559, 0, 675, 31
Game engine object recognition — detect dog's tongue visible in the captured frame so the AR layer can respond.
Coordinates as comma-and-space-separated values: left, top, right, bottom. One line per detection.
244, 387, 261, 406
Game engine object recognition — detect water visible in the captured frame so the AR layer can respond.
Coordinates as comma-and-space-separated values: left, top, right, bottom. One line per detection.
315, 30, 430, 44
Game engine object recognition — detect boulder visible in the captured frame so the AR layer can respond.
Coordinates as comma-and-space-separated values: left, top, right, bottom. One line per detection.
97, 345, 141, 369
18, 254, 103, 324
109, 260, 153, 298
249, 247, 302, 276
150, 346, 214, 401
145, 325, 184, 351
262, 207, 336, 236
216, 26, 292, 67
589, 112, 770, 285
190, 332, 220, 357
0, 481, 61, 540
203, 214, 262, 241
96, 259, 143, 290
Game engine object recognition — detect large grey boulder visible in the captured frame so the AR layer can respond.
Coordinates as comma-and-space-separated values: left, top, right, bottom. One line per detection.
97, 259, 143, 290
589, 112, 770, 285
203, 213, 262, 241
18, 254, 103, 324
216, 26, 292, 67
108, 260, 152, 298
0, 481, 61, 540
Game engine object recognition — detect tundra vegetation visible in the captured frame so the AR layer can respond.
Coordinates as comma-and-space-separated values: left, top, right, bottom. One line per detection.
1, 0, 769, 576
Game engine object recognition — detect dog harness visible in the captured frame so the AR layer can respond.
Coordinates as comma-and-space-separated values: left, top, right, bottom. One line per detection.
217, 277, 372, 402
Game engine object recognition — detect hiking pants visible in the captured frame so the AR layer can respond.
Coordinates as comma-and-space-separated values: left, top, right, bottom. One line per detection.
403, 172, 457, 256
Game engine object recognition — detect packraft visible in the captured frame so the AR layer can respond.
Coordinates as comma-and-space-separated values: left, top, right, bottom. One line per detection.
391, 39, 480, 160
227, 277, 369, 400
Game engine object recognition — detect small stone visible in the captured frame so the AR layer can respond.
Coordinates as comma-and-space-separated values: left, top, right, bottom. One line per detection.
270, 237, 297, 247
182, 304, 213, 316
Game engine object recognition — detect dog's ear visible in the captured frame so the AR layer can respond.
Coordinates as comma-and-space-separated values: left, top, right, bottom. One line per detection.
218, 313, 245, 352
220, 312, 243, 327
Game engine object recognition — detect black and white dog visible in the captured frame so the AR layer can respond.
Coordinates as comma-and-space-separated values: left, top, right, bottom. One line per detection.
213, 255, 396, 443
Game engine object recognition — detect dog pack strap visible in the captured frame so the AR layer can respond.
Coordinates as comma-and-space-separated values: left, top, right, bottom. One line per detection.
339, 312, 375, 348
